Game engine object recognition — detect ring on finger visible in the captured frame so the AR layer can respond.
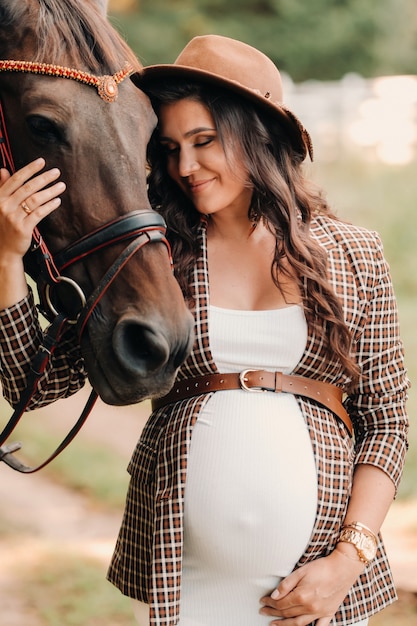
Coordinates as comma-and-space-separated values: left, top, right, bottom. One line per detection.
21, 201, 32, 215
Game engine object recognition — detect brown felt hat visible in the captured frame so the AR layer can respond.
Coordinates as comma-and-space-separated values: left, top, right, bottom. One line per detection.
135, 35, 313, 161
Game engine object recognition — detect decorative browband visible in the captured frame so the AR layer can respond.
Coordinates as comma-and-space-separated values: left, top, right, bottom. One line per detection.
0, 60, 134, 102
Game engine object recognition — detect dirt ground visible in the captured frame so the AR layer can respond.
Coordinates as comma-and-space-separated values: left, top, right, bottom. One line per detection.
1, 386, 416, 624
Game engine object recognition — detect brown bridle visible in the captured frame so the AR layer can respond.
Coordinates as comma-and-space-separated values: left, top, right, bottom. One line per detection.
0, 59, 134, 102
0, 60, 170, 472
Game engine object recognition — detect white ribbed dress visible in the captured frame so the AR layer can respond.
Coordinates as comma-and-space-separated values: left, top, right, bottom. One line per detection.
178, 304, 317, 625
132, 305, 368, 626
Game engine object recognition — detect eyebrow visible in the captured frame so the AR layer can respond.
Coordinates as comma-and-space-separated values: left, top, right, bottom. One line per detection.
159, 126, 216, 141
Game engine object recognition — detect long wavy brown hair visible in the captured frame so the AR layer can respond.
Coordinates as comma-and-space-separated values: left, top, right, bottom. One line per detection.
145, 81, 359, 385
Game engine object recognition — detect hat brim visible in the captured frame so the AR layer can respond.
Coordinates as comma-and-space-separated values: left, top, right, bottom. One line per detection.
133, 65, 313, 161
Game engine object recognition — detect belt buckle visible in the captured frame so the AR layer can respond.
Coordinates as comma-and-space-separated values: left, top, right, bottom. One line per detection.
239, 369, 265, 393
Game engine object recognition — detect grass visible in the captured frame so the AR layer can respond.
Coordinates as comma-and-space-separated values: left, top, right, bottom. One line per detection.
8, 419, 130, 510
23, 550, 136, 626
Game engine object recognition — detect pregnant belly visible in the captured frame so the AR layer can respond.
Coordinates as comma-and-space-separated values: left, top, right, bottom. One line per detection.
183, 390, 318, 578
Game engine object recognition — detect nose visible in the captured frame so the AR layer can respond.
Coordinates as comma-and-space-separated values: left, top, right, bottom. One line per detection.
178, 148, 199, 178
112, 311, 194, 378
112, 316, 170, 375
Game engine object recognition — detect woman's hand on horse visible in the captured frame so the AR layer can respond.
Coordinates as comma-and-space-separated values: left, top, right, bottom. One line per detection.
0, 158, 65, 259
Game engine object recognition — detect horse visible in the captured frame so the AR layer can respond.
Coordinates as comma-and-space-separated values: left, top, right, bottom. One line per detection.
0, 0, 194, 410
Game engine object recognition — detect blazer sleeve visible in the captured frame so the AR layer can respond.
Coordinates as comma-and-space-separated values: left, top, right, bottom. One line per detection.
0, 288, 86, 409
344, 232, 409, 492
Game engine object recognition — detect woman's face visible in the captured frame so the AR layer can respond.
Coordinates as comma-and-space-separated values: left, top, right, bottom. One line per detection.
158, 98, 253, 218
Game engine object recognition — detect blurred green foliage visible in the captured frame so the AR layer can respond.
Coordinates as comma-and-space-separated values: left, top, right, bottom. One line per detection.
109, 0, 417, 80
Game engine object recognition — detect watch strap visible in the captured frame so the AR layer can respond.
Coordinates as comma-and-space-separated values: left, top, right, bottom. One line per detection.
337, 521, 378, 566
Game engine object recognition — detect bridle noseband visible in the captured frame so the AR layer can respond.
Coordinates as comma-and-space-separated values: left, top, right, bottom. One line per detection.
27, 208, 171, 337
0, 60, 172, 472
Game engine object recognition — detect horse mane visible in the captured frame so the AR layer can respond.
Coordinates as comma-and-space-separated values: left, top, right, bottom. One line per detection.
27, 0, 141, 72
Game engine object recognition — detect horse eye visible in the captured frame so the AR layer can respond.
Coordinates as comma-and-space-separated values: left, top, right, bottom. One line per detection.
26, 115, 64, 145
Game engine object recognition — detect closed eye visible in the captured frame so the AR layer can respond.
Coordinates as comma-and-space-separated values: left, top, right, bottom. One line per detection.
194, 136, 214, 148
160, 135, 215, 156
26, 114, 66, 145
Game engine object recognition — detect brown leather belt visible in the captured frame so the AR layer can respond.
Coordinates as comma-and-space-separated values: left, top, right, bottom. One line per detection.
152, 370, 352, 436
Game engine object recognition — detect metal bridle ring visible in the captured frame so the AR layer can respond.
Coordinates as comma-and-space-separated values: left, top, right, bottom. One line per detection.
45, 276, 87, 324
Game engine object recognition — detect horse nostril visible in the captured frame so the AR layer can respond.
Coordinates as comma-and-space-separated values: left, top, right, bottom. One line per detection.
113, 318, 170, 375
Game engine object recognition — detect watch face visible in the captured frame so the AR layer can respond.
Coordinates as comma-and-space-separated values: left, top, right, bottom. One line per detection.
339, 527, 377, 562
360, 535, 377, 560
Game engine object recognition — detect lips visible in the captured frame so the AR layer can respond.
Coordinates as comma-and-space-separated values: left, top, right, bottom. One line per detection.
188, 178, 215, 193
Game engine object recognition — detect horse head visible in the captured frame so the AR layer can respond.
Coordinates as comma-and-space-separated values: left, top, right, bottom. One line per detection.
0, 0, 194, 405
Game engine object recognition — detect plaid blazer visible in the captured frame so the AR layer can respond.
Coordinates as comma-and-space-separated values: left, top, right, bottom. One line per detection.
0, 215, 409, 625
106, 216, 409, 625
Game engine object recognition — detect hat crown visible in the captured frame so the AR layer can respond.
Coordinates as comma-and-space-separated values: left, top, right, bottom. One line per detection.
139, 34, 313, 161
174, 35, 283, 104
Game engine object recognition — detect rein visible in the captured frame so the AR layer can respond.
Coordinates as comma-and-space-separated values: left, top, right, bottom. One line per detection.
0, 62, 171, 472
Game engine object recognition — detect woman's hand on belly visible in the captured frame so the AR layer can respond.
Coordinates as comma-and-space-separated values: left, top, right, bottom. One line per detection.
259, 549, 365, 625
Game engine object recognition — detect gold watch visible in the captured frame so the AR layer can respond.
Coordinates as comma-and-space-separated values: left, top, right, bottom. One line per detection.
337, 522, 378, 566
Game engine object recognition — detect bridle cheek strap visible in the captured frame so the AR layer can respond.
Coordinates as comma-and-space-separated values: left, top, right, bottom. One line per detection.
0, 100, 14, 171
76, 228, 171, 339
0, 99, 64, 288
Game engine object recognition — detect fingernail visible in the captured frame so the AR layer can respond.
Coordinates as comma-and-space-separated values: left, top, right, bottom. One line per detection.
271, 589, 280, 600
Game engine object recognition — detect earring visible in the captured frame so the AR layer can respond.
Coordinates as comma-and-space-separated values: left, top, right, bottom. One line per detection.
249, 207, 260, 231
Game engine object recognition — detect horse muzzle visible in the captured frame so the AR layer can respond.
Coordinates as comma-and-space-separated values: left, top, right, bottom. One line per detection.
83, 310, 194, 406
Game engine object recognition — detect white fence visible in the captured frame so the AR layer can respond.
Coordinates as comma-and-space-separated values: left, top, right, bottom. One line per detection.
284, 73, 417, 164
